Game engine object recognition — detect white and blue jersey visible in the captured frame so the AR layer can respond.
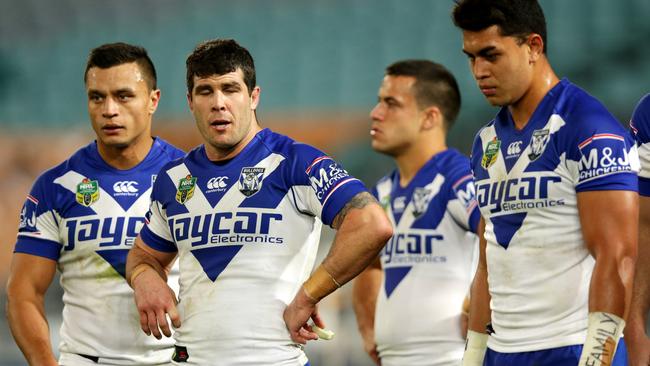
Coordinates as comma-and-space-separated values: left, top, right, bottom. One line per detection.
471, 79, 639, 353
139, 128, 366, 366
15, 138, 185, 365
372, 149, 480, 366
630, 93, 650, 197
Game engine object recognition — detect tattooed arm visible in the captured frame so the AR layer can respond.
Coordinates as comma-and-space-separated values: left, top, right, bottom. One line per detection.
322, 191, 392, 285
284, 192, 393, 344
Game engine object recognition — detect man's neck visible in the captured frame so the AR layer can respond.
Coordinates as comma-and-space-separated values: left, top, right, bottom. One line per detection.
205, 123, 262, 162
97, 136, 154, 170
509, 63, 560, 130
395, 138, 447, 187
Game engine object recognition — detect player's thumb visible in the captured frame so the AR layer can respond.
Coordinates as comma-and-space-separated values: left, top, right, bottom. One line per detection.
310, 309, 325, 329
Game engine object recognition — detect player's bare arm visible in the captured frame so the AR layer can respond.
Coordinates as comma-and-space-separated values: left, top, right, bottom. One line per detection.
352, 256, 382, 366
284, 191, 393, 344
624, 194, 650, 366
6, 254, 58, 366
462, 218, 491, 366
331, 190, 378, 229
126, 236, 179, 339
321, 191, 392, 289
577, 190, 638, 365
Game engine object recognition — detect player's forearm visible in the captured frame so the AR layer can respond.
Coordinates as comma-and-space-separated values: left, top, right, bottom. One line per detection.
6, 297, 58, 366
628, 196, 650, 331
352, 266, 381, 339
627, 252, 650, 337
578, 190, 638, 318
468, 264, 491, 333
588, 249, 635, 318
468, 219, 491, 334
580, 254, 633, 366
322, 203, 392, 289
126, 241, 168, 286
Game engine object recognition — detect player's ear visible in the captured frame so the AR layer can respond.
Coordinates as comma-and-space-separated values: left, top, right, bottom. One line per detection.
187, 91, 194, 112
528, 33, 544, 63
421, 106, 442, 131
149, 89, 161, 114
250, 86, 261, 110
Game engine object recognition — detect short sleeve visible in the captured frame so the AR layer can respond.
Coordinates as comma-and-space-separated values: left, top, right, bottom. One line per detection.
139, 172, 178, 253
565, 108, 639, 192
448, 173, 480, 234
289, 144, 367, 226
14, 174, 63, 260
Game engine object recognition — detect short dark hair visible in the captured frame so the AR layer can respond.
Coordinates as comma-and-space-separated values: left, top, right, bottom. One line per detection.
386, 60, 461, 130
186, 39, 256, 95
452, 0, 547, 53
84, 42, 157, 90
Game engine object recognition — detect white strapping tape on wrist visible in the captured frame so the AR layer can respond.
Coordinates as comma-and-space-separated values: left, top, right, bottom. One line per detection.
462, 330, 488, 366
578, 311, 625, 366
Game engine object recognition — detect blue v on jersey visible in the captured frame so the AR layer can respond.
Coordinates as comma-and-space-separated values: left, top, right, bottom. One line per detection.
372, 149, 480, 366
471, 79, 639, 353
15, 138, 185, 364
139, 128, 366, 365
630, 93, 650, 196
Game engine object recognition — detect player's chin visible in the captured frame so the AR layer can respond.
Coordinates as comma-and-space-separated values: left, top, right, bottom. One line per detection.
209, 136, 235, 148
99, 135, 132, 149
484, 94, 511, 107
371, 141, 396, 156
370, 139, 387, 152
482, 96, 501, 106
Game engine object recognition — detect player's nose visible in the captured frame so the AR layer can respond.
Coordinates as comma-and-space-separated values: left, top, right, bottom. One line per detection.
102, 96, 120, 118
211, 90, 227, 112
370, 103, 384, 121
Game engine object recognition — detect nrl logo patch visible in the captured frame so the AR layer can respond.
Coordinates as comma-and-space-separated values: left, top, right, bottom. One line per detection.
239, 167, 265, 197
76, 178, 99, 207
412, 187, 432, 217
176, 175, 197, 204
380, 195, 391, 211
528, 129, 550, 161
481, 138, 501, 169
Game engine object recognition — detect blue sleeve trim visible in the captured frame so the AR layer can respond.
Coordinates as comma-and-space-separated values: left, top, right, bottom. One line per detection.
321, 180, 367, 226
140, 226, 178, 253
575, 172, 638, 193
639, 177, 650, 197
14, 236, 62, 261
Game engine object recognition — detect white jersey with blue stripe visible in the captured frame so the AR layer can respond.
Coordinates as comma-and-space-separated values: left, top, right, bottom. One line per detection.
630, 93, 650, 196
372, 149, 480, 366
139, 128, 366, 365
471, 79, 639, 353
15, 138, 185, 364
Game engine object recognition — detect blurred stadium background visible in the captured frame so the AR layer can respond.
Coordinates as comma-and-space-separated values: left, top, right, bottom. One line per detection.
0, 0, 648, 364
